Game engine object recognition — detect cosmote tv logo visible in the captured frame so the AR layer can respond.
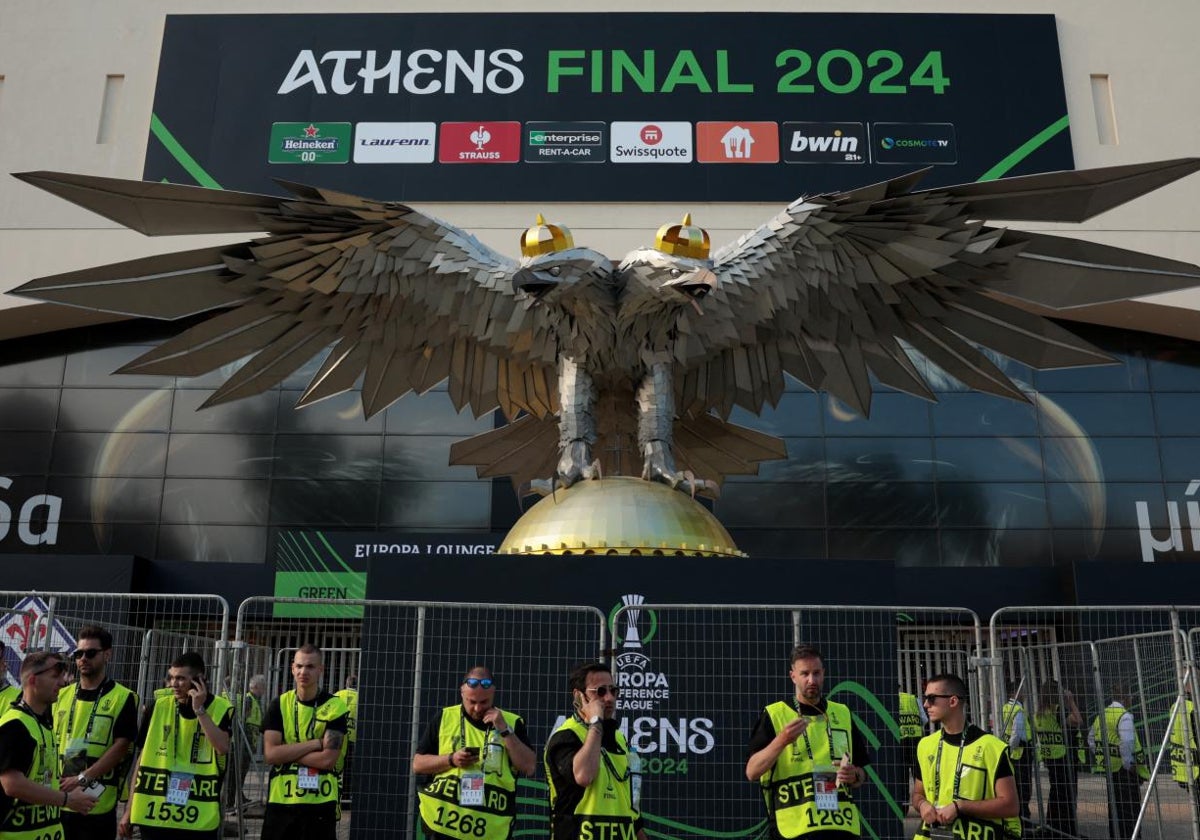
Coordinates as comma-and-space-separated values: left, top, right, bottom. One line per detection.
608, 594, 714, 755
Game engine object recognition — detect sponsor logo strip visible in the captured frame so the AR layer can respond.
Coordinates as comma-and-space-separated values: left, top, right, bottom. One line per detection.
872, 122, 958, 165
353, 122, 436, 163
781, 122, 866, 164
696, 122, 779, 163
524, 121, 608, 163
610, 122, 693, 163
269, 122, 352, 164
438, 121, 521, 163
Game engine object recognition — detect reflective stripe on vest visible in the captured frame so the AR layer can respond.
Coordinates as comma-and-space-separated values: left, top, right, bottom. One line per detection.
419, 706, 521, 840
913, 730, 1021, 840
334, 689, 358, 744
544, 717, 639, 839
0, 706, 62, 840
760, 700, 860, 838
1033, 711, 1067, 761
1170, 699, 1199, 783
129, 695, 230, 831
899, 693, 923, 741
1001, 701, 1030, 760
267, 691, 348, 807
52, 681, 135, 815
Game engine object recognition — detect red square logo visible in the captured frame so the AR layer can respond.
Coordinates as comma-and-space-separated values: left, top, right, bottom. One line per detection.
696, 122, 780, 163
438, 122, 521, 163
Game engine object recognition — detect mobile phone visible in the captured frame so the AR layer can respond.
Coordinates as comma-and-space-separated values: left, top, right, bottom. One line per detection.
462, 746, 480, 757
80, 780, 105, 800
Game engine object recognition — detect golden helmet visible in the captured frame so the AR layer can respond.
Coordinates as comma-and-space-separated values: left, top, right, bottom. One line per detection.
654, 213, 710, 260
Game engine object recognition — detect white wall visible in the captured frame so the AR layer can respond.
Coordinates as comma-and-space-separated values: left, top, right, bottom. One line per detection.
1, 1, 1197, 321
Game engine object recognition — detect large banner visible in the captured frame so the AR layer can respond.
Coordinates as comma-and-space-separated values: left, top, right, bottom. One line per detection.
145, 13, 1073, 200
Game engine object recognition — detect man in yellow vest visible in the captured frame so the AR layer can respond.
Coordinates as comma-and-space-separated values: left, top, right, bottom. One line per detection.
1000, 682, 1031, 824
545, 662, 645, 840
1033, 681, 1081, 838
0, 682, 18, 713
119, 652, 231, 840
746, 644, 870, 840
1169, 681, 1198, 813
1087, 683, 1146, 840
911, 673, 1020, 840
898, 687, 926, 781
261, 644, 348, 840
414, 666, 535, 839
0, 652, 97, 840
54, 626, 138, 840
333, 675, 358, 797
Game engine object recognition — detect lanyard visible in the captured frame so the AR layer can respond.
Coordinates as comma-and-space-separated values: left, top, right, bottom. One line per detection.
291, 695, 318, 745
170, 705, 203, 767
931, 731, 968, 806
17, 702, 54, 783
792, 699, 834, 764
64, 681, 106, 746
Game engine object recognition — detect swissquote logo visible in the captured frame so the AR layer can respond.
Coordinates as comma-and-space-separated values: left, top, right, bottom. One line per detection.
353, 122, 436, 163
610, 122, 693, 163
609, 594, 714, 755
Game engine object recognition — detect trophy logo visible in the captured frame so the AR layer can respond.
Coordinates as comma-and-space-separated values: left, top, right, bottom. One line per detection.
621, 593, 645, 649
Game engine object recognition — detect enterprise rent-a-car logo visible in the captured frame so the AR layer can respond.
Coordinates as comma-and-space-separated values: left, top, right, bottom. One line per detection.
524, 121, 607, 163
610, 122, 693, 163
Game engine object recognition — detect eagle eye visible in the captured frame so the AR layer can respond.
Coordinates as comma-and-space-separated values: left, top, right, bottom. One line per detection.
549, 266, 562, 277
669, 268, 682, 278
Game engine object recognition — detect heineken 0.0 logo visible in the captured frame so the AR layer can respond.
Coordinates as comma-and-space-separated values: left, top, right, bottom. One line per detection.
269, 122, 352, 164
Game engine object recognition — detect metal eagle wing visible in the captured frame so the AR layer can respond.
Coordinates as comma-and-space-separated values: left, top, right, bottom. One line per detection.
674, 158, 1200, 419
10, 171, 570, 420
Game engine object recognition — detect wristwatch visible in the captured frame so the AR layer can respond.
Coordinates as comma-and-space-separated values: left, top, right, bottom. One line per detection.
587, 715, 602, 728
498, 728, 513, 738
77, 773, 91, 786
195, 704, 207, 717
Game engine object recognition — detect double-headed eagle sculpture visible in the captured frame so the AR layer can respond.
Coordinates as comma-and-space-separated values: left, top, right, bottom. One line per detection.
11, 160, 1200, 498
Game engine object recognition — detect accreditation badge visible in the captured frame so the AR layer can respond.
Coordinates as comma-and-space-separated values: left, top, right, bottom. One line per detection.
297, 766, 320, 791
812, 765, 838, 811
166, 773, 194, 806
459, 771, 485, 806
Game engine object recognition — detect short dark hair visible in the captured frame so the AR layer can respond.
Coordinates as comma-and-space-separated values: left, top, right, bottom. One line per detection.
77, 626, 113, 650
463, 665, 492, 681
926, 673, 968, 700
569, 662, 612, 693
345, 674, 358, 689
295, 643, 322, 662
20, 651, 64, 680
790, 644, 824, 666
171, 652, 206, 675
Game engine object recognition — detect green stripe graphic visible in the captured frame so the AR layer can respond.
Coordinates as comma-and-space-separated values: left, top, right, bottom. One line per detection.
149, 113, 223, 189
977, 115, 1071, 182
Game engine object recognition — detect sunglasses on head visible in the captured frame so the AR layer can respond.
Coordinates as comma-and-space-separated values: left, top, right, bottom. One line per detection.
463, 678, 494, 689
70, 648, 105, 660
33, 661, 67, 677
586, 685, 619, 698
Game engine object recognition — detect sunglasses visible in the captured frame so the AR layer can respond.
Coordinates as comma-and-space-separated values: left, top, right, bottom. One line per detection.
586, 685, 619, 698
70, 648, 105, 660
33, 662, 68, 677
463, 678, 494, 689
922, 694, 959, 704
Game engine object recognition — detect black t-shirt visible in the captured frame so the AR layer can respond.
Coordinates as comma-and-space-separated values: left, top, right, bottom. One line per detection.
936, 725, 1014, 780
544, 719, 644, 838
747, 698, 872, 768
135, 699, 233, 749
66, 680, 140, 744
415, 705, 533, 770
0, 705, 53, 828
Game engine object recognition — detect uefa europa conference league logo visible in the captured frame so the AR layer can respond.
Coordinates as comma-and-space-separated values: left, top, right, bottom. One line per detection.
608, 594, 714, 761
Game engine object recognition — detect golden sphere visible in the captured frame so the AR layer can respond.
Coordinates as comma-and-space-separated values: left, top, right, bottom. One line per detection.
500, 476, 745, 557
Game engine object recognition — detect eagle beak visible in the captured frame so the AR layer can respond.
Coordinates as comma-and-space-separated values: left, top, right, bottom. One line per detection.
664, 267, 717, 314
513, 265, 562, 298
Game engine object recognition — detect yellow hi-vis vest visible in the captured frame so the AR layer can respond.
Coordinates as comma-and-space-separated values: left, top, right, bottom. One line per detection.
1090, 706, 1148, 779
1034, 710, 1067, 761
129, 695, 231, 831
1170, 699, 1198, 783
267, 691, 348, 807
334, 689, 358, 744
0, 686, 19, 713
244, 692, 263, 730
759, 700, 860, 838
899, 693, 923, 741
0, 705, 62, 840
1000, 701, 1030, 760
913, 729, 1021, 840
52, 681, 135, 816
418, 706, 522, 840
545, 717, 639, 840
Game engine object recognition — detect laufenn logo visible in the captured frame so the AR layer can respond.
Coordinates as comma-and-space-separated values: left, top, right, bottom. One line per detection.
354, 122, 436, 163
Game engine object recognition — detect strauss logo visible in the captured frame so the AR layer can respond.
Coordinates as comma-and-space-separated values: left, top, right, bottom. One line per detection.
469, 126, 491, 150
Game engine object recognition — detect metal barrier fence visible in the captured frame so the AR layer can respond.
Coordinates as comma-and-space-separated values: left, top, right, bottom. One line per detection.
7, 591, 1200, 839
991, 606, 1200, 840
228, 597, 609, 840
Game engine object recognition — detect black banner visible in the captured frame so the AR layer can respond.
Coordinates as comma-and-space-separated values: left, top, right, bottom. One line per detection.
145, 13, 1073, 201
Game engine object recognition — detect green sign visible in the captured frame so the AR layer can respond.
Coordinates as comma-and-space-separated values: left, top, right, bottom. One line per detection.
274, 531, 365, 617
268, 122, 351, 164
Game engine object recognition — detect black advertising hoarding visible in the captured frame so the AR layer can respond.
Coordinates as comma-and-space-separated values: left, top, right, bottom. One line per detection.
144, 13, 1074, 201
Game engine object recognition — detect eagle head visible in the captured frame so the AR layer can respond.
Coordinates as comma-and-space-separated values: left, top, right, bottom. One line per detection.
616, 248, 718, 315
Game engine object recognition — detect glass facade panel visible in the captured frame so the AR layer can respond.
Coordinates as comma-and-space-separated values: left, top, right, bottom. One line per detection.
0, 390, 59, 431
384, 437, 482, 481
828, 529, 937, 566
380, 482, 491, 529
1034, 356, 1148, 392
1152, 394, 1200, 436
0, 433, 54, 475
936, 483, 1048, 528
934, 438, 1044, 482
384, 392, 493, 435
167, 434, 276, 479
823, 393, 931, 437
1039, 393, 1155, 436
938, 528, 1054, 567
930, 392, 1039, 437
1047, 482, 1166, 530
275, 389, 384, 434
157, 523, 267, 564
725, 437, 826, 483
730, 392, 822, 437
824, 438, 935, 482
827, 482, 937, 527
50, 433, 168, 477
270, 479, 382, 527
1158, 439, 1200, 483
0, 354, 64, 387
1043, 437, 1162, 483
64, 345, 166, 388
171, 388, 278, 433
715, 483, 824, 528
46, 476, 164, 523
161, 478, 269, 524
1147, 346, 1200, 391
59, 389, 172, 432
272, 435, 383, 481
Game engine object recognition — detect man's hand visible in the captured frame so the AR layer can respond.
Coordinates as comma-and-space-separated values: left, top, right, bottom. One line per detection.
59, 775, 80, 792
932, 803, 960, 826
189, 676, 209, 713
775, 716, 809, 747
65, 787, 97, 815
482, 708, 506, 730
117, 806, 133, 837
835, 759, 860, 787
451, 747, 479, 768
581, 696, 605, 723
917, 801, 938, 826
